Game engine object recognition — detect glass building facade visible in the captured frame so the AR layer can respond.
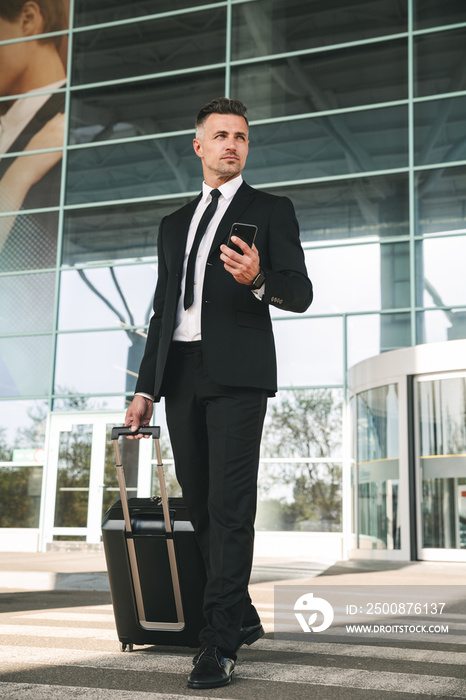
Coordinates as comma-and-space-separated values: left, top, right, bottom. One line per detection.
0, 0, 465, 556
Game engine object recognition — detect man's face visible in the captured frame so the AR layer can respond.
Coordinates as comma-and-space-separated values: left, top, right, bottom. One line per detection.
193, 113, 249, 186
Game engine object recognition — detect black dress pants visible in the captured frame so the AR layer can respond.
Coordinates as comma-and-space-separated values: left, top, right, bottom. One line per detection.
163, 341, 267, 658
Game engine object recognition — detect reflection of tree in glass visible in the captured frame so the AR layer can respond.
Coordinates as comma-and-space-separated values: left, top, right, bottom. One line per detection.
259, 389, 342, 531
0, 425, 42, 527
77, 267, 152, 395
54, 422, 92, 528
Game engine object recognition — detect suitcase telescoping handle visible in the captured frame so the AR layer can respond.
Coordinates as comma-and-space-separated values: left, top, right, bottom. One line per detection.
111, 425, 160, 440
111, 425, 185, 631
111, 426, 170, 536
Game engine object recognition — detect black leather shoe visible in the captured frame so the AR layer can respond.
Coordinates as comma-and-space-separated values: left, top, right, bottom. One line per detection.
192, 623, 265, 664
238, 622, 265, 648
187, 645, 235, 689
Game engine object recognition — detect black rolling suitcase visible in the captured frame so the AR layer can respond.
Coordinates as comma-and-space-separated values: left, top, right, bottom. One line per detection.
102, 425, 206, 651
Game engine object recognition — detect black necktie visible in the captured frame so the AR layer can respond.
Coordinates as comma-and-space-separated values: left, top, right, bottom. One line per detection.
184, 189, 220, 310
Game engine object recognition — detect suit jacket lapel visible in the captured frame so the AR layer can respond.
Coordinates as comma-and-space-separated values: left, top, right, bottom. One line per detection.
208, 181, 257, 259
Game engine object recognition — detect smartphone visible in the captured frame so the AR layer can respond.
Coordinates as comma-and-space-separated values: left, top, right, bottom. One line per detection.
226, 222, 258, 255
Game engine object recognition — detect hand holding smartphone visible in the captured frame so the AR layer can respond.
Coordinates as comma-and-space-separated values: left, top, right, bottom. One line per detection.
226, 222, 258, 255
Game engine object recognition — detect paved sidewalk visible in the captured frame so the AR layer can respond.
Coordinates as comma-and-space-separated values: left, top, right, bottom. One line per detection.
0, 549, 465, 591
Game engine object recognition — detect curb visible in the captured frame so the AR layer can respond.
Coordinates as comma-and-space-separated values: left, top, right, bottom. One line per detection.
0, 571, 110, 592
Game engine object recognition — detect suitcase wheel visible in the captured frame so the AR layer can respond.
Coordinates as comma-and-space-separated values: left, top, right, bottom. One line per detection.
120, 642, 134, 652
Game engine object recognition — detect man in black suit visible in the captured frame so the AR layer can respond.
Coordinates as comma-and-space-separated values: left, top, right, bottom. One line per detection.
125, 97, 313, 689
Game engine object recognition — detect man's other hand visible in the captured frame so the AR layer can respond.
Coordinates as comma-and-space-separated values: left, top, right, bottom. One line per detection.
124, 395, 153, 439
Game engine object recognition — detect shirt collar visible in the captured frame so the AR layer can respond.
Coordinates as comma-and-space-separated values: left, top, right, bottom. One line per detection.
201, 174, 243, 203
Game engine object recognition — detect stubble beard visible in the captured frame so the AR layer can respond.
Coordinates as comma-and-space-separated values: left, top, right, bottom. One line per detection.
216, 158, 242, 181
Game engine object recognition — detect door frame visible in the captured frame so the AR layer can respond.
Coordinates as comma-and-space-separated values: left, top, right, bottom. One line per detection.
38, 410, 153, 551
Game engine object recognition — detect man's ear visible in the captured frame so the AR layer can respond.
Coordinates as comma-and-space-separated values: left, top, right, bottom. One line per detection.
20, 1, 45, 37
193, 138, 203, 159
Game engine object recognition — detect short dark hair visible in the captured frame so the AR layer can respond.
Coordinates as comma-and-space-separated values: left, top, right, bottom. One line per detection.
0, 0, 67, 49
195, 97, 248, 134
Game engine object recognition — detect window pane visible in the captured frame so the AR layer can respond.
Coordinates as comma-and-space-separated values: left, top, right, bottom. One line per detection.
69, 71, 225, 144
71, 9, 226, 85
417, 309, 466, 344
0, 399, 48, 461
0, 86, 65, 273
268, 174, 409, 244
418, 236, 466, 308
0, 153, 63, 212
0, 335, 53, 398
358, 385, 399, 461
54, 423, 92, 528
65, 136, 196, 205
246, 107, 408, 183
414, 28, 466, 98
264, 389, 344, 459
54, 330, 147, 395
0, 465, 43, 527
0, 272, 56, 334
307, 241, 410, 314
58, 264, 156, 331
416, 165, 466, 236
414, 0, 465, 30
419, 377, 466, 456
357, 384, 400, 550
258, 388, 343, 532
0, 210, 58, 273
273, 316, 343, 386
414, 96, 466, 166
232, 0, 407, 59
231, 40, 408, 118
62, 199, 190, 265
74, 0, 220, 27
418, 376, 466, 550
421, 477, 465, 549
347, 312, 411, 368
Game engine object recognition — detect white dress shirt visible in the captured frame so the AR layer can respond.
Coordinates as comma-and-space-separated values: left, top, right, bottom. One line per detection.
0, 80, 66, 158
172, 175, 243, 342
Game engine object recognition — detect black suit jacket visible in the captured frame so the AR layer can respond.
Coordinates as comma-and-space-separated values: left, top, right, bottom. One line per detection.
135, 181, 313, 400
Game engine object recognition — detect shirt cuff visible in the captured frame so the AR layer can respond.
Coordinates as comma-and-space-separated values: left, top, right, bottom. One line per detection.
135, 392, 155, 402
251, 282, 266, 300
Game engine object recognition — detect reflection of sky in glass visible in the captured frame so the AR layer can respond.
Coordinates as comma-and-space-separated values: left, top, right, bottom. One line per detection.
54, 330, 139, 395
59, 264, 157, 330
421, 310, 453, 344
0, 399, 47, 449
302, 244, 381, 314
421, 236, 466, 308
347, 315, 380, 368
273, 316, 343, 386
0, 335, 54, 398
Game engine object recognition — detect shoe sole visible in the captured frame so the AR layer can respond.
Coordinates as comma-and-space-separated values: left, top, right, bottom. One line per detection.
187, 674, 233, 689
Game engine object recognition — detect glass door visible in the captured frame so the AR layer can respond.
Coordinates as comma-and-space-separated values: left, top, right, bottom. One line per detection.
39, 411, 153, 549
416, 372, 466, 562
356, 384, 401, 552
